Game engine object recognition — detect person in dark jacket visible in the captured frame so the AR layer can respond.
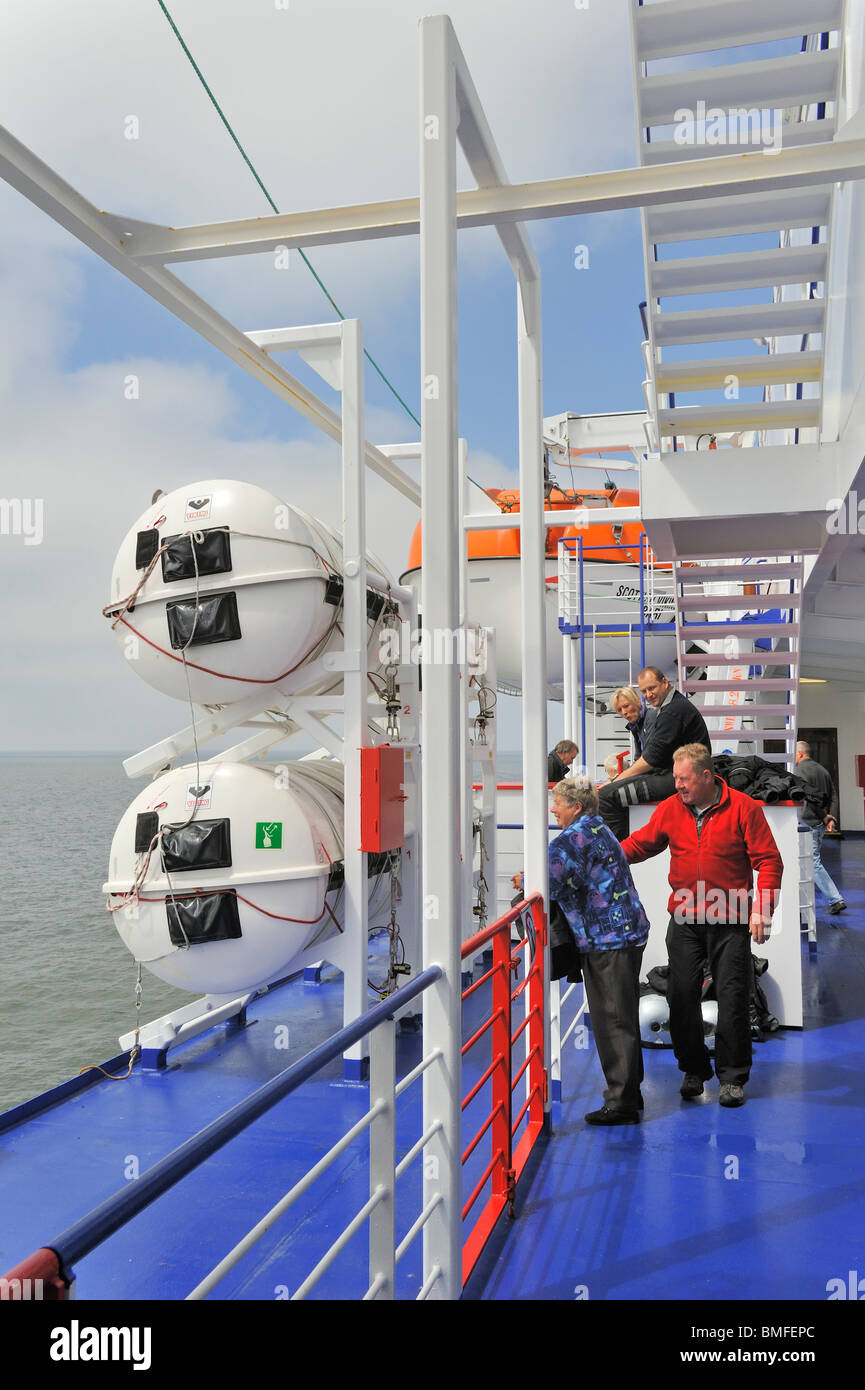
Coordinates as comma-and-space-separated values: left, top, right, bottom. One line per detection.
514, 777, 649, 1125
548, 739, 579, 783
621, 743, 783, 1109
599, 667, 711, 840
795, 741, 846, 915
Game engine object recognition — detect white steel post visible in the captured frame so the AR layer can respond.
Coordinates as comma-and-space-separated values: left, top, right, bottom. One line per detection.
419, 15, 462, 1301
517, 268, 551, 1121
340, 318, 370, 1077
368, 1017, 396, 1299
459, 439, 474, 955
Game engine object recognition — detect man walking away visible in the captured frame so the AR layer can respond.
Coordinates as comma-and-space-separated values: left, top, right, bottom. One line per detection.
621, 744, 783, 1108
795, 741, 846, 916
599, 667, 711, 841
548, 739, 579, 783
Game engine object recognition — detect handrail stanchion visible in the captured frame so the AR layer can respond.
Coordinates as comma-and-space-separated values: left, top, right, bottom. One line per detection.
460, 894, 547, 1284
491, 908, 513, 1216
369, 1016, 396, 1300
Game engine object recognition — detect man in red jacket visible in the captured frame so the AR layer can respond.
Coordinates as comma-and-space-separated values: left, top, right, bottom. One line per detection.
621, 743, 783, 1108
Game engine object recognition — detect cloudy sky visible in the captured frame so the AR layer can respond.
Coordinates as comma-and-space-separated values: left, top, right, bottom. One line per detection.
0, 0, 650, 752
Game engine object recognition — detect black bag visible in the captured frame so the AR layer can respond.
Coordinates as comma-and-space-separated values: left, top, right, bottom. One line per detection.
548, 900, 582, 983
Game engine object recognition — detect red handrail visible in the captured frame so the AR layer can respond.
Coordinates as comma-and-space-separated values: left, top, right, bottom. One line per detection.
460, 894, 547, 1286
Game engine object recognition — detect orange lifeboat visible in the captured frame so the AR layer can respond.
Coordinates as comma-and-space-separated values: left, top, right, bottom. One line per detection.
403, 486, 655, 571
400, 484, 680, 698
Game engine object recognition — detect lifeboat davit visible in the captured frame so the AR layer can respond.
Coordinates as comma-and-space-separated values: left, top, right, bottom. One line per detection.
400, 486, 678, 698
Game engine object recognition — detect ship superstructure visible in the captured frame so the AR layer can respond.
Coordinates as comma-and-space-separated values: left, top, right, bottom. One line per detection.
1, 1, 865, 1310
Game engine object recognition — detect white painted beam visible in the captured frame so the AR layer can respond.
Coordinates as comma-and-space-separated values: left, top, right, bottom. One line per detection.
26, 138, 864, 267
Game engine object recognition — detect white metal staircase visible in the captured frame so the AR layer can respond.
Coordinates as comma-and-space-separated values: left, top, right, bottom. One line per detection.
673, 558, 803, 763
631, 0, 844, 450
630, 0, 848, 770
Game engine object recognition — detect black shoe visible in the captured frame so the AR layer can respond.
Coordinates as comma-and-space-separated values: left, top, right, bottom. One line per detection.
828, 900, 847, 916
680, 1074, 709, 1100
584, 1106, 640, 1126
719, 1083, 745, 1107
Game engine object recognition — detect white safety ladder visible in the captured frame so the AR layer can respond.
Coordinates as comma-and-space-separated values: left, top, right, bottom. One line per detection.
630, 0, 844, 451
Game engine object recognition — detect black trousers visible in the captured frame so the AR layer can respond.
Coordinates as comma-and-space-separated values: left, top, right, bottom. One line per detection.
665, 916, 752, 1086
599, 772, 676, 842
581, 943, 646, 1112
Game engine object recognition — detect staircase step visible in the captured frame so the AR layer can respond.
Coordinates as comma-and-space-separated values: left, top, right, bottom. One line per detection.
681, 653, 797, 667
657, 352, 822, 394
649, 245, 828, 299
634, 0, 843, 63
679, 621, 800, 639
675, 562, 803, 583
638, 51, 839, 130
677, 593, 801, 612
707, 729, 796, 742
684, 679, 798, 692
657, 398, 820, 434
640, 118, 835, 164
652, 299, 825, 346
646, 187, 831, 243
693, 704, 796, 717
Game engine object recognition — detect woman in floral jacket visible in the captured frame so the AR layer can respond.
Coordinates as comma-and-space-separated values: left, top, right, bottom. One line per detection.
517, 776, 650, 1125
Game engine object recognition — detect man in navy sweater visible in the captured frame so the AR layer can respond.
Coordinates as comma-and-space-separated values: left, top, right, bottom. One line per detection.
599, 667, 711, 841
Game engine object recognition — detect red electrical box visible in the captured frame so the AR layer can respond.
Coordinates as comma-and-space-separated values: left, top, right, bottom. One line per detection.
360, 746, 405, 851
856, 755, 865, 788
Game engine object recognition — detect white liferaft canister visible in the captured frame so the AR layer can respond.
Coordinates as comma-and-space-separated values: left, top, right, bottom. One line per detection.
105, 478, 393, 705
103, 758, 386, 995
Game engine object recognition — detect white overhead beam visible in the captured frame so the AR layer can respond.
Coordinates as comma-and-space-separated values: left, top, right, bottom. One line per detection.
81, 138, 865, 267
0, 124, 420, 508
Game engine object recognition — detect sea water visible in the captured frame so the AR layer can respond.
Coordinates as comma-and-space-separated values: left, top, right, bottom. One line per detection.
0, 754, 205, 1112
0, 750, 527, 1112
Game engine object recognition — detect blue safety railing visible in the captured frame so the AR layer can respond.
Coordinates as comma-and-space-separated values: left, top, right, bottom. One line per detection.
4, 965, 442, 1299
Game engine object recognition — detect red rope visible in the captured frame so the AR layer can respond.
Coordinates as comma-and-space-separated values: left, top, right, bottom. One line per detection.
111, 609, 341, 684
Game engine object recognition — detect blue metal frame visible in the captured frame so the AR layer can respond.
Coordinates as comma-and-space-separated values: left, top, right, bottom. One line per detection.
558, 535, 670, 771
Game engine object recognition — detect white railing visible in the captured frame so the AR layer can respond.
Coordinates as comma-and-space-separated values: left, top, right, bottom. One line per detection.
185, 989, 446, 1302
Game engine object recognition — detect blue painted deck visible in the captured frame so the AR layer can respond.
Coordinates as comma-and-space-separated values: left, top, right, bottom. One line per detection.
469, 836, 865, 1302
1, 838, 862, 1302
